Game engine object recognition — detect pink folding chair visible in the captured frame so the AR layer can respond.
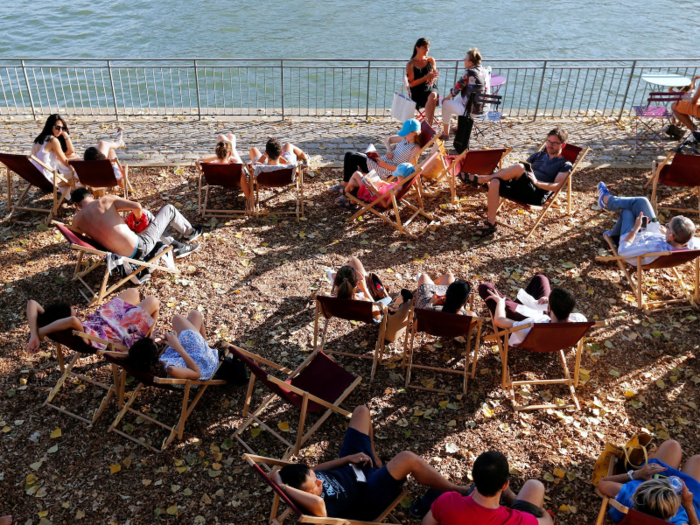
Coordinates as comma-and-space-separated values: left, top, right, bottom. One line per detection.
632, 92, 683, 147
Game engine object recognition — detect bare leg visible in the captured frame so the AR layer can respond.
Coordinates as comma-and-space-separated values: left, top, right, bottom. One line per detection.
116, 288, 140, 306
674, 110, 695, 130
424, 92, 438, 124
479, 163, 525, 185
417, 273, 435, 286
97, 140, 122, 161
486, 178, 502, 225
436, 272, 455, 286
386, 451, 468, 495
249, 146, 263, 163
137, 296, 160, 318
652, 439, 683, 469
172, 312, 203, 337
0, 516, 12, 525
681, 455, 700, 482
344, 172, 364, 194
218, 134, 244, 163
346, 406, 383, 468
186, 309, 207, 338
345, 257, 367, 279
514, 479, 545, 507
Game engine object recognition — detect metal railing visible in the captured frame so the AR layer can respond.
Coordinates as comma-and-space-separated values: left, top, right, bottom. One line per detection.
1, 58, 698, 120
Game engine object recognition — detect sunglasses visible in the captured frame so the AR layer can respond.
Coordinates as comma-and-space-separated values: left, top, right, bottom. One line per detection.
546, 139, 562, 146
54, 125, 65, 131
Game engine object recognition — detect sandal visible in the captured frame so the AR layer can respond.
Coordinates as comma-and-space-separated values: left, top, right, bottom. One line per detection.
336, 196, 356, 209
328, 183, 344, 194
474, 221, 497, 237
457, 172, 480, 186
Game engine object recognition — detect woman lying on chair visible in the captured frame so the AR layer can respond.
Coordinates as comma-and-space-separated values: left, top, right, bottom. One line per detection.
336, 163, 415, 209
275, 405, 470, 521
127, 309, 220, 380
327, 257, 385, 320
201, 133, 245, 165
598, 439, 700, 524
26, 289, 159, 353
414, 272, 475, 315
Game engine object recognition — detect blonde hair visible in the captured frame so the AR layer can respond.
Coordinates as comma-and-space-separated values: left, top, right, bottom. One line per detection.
633, 479, 680, 520
467, 48, 482, 66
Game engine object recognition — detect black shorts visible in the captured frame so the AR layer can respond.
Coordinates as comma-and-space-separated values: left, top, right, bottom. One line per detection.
511, 499, 544, 518
497, 173, 551, 206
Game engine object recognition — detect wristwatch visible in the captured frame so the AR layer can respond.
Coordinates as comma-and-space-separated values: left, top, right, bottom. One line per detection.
627, 470, 635, 481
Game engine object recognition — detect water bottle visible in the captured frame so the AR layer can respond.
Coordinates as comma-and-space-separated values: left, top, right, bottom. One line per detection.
668, 476, 683, 494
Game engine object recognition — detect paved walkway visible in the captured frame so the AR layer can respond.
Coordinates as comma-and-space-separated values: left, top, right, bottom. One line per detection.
0, 114, 682, 168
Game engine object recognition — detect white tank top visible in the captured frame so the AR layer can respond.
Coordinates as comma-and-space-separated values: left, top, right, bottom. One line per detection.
31, 138, 61, 182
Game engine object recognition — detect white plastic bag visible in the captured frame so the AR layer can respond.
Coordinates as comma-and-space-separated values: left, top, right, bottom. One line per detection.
391, 91, 416, 122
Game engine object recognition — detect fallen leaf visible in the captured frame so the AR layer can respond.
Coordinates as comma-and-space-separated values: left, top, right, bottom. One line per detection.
50, 428, 62, 439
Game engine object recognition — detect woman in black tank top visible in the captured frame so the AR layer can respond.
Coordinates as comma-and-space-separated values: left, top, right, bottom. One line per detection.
406, 37, 439, 124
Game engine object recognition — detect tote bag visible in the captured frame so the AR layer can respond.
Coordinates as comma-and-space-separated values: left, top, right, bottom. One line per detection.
391, 92, 416, 122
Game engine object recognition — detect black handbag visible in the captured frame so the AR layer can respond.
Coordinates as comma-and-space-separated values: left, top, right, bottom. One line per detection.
453, 93, 476, 154
214, 353, 249, 386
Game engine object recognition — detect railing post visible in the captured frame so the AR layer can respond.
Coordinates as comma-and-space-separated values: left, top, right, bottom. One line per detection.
107, 60, 119, 122
618, 60, 637, 122
280, 59, 285, 120
20, 60, 36, 120
533, 60, 548, 121
193, 60, 202, 120
365, 60, 371, 120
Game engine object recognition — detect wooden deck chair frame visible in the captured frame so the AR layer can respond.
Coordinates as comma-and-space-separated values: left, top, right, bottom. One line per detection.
106, 351, 226, 452
1, 153, 73, 224
196, 161, 251, 217
596, 232, 700, 311
251, 163, 305, 219
244, 454, 408, 525
646, 151, 700, 215
345, 151, 439, 239
496, 143, 590, 239
53, 221, 180, 305
69, 158, 131, 199
483, 314, 600, 411
595, 454, 618, 525
232, 346, 361, 458
313, 295, 389, 380
403, 304, 485, 394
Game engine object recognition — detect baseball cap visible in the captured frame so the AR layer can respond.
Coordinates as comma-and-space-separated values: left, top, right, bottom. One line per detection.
397, 118, 421, 137
394, 163, 416, 178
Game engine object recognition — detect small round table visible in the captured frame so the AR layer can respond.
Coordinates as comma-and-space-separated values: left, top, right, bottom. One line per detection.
641, 73, 691, 88
491, 74, 506, 94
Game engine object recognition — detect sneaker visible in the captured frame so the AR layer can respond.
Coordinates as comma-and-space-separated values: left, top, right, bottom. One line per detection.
130, 267, 152, 285
184, 224, 203, 242
596, 182, 611, 210
115, 128, 126, 149
174, 243, 200, 259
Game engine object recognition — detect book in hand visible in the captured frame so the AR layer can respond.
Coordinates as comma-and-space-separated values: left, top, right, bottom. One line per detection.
365, 144, 380, 161
361, 169, 381, 194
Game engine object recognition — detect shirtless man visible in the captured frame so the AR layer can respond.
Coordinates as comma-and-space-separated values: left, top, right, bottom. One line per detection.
242, 137, 309, 201
71, 187, 202, 260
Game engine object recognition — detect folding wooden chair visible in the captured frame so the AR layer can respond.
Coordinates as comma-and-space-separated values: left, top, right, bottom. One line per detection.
403, 306, 485, 394
483, 315, 596, 411
497, 143, 590, 239
345, 151, 439, 239
596, 232, 700, 310
231, 346, 361, 458
53, 221, 179, 305
436, 147, 511, 204
632, 92, 683, 147
416, 119, 443, 157
244, 454, 408, 525
197, 161, 250, 217
1, 152, 72, 224
69, 158, 130, 199
251, 163, 305, 219
646, 152, 700, 214
313, 295, 389, 380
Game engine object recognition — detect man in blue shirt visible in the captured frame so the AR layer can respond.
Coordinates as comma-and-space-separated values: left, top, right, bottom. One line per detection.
596, 182, 700, 264
464, 128, 573, 237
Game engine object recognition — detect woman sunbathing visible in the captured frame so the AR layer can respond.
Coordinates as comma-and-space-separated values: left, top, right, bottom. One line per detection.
201, 133, 244, 164
26, 289, 159, 353
414, 272, 475, 315
127, 309, 219, 381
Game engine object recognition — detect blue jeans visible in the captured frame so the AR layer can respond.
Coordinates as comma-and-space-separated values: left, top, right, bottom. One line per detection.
606, 196, 656, 237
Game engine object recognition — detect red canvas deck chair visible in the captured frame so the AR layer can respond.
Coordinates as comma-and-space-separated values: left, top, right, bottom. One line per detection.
646, 152, 700, 214
346, 151, 439, 239
497, 143, 590, 239
632, 92, 683, 147
416, 119, 442, 157
231, 346, 361, 458
244, 454, 409, 525
403, 306, 485, 394
69, 158, 130, 199
313, 295, 389, 380
1, 152, 72, 224
251, 163, 305, 219
104, 350, 226, 452
437, 147, 511, 204
53, 221, 179, 305
484, 315, 597, 411
596, 232, 700, 310
197, 161, 250, 217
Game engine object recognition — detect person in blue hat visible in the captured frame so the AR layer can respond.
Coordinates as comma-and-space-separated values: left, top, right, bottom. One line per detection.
338, 162, 416, 208
334, 118, 422, 194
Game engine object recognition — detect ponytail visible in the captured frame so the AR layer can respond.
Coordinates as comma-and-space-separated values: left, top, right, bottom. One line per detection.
334, 266, 357, 299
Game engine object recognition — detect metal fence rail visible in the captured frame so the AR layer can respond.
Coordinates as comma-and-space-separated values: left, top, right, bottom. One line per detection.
1, 58, 698, 119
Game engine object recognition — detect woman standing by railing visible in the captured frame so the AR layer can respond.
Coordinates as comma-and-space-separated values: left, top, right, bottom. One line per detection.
406, 37, 439, 124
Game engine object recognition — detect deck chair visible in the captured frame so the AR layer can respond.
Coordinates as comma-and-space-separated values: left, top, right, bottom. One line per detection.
646, 152, 700, 214
497, 143, 590, 239
53, 221, 179, 305
231, 346, 361, 458
483, 315, 596, 411
596, 232, 700, 310
105, 351, 226, 452
632, 92, 683, 147
345, 151, 439, 239
403, 306, 485, 394
244, 454, 409, 525
1, 152, 72, 224
197, 161, 250, 217
69, 159, 129, 199
436, 147, 511, 204
251, 163, 304, 219
313, 295, 389, 380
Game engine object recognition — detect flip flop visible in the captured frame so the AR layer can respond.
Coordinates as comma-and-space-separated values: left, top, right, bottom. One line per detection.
336, 196, 356, 209
475, 221, 497, 237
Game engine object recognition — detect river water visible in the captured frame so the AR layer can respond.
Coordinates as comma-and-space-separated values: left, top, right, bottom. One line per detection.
0, 0, 698, 60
